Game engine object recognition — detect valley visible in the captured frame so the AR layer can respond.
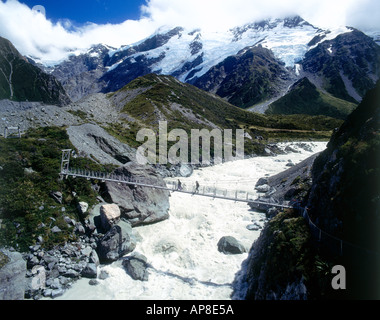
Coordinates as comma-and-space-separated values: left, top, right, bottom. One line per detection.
0, 9, 379, 301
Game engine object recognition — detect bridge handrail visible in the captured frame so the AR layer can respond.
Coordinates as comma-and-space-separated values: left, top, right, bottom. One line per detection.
60, 167, 291, 209
296, 206, 380, 258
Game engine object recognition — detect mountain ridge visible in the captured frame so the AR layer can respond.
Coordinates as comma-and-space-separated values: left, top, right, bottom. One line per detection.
2, 16, 379, 119
33, 16, 378, 114
32, 16, 349, 101
0, 37, 71, 106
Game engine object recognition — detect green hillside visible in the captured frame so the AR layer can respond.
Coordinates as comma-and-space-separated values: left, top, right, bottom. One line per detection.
104, 74, 343, 156
266, 77, 357, 120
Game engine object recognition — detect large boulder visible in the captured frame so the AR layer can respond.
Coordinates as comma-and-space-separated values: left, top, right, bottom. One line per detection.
122, 253, 149, 281
67, 124, 136, 166
81, 263, 98, 279
97, 221, 137, 263
100, 204, 121, 232
217, 236, 247, 255
0, 249, 27, 300
101, 162, 170, 227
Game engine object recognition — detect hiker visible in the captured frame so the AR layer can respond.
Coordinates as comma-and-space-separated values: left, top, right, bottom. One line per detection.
195, 181, 200, 193
177, 179, 183, 191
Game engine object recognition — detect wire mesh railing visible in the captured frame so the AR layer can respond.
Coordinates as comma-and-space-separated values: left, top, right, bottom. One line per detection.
298, 207, 380, 259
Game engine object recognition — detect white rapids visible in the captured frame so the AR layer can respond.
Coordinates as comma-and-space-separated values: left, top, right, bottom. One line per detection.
55, 142, 327, 300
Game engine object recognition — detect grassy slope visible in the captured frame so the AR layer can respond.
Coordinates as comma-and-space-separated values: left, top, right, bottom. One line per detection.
106, 74, 343, 155
266, 77, 357, 120
0, 127, 115, 251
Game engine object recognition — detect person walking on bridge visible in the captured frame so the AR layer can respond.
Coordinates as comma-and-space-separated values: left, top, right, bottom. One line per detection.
195, 181, 200, 194
177, 179, 183, 191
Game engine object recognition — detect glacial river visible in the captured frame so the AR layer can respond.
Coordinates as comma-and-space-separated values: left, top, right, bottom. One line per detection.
56, 142, 327, 300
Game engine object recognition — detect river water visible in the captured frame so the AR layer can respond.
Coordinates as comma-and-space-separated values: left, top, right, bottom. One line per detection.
55, 142, 327, 300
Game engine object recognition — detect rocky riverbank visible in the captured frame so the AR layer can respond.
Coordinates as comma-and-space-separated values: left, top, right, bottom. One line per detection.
13, 201, 145, 300
0, 160, 171, 300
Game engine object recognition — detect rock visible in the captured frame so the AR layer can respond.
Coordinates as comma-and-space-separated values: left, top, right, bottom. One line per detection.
267, 207, 280, 219
122, 253, 149, 281
27, 255, 40, 269
64, 269, 79, 278
0, 249, 27, 300
255, 184, 271, 193
77, 202, 89, 216
249, 199, 274, 213
43, 289, 53, 297
284, 145, 300, 154
59, 276, 71, 286
74, 223, 86, 235
46, 278, 61, 290
98, 270, 110, 280
81, 246, 93, 257
89, 279, 99, 286
89, 250, 100, 266
49, 191, 63, 204
246, 223, 261, 231
179, 164, 193, 177
101, 163, 170, 227
30, 245, 41, 252
255, 177, 269, 187
295, 143, 313, 152
100, 204, 121, 232
81, 263, 98, 279
67, 124, 136, 167
42, 254, 58, 270
30, 265, 46, 291
63, 216, 76, 226
24, 167, 36, 175
51, 226, 62, 233
97, 223, 136, 263
51, 288, 65, 299
217, 236, 246, 255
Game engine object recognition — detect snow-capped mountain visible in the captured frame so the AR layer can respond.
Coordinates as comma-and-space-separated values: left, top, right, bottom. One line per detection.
38, 15, 379, 109
102, 16, 333, 86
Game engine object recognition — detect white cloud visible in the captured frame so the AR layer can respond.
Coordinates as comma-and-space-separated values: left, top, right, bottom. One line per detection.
0, 0, 159, 64
0, 0, 379, 64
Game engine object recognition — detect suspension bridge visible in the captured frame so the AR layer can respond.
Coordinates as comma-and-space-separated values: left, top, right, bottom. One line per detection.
59, 149, 291, 210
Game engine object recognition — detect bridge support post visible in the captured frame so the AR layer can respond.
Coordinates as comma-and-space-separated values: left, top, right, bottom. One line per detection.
4, 126, 21, 139
61, 149, 72, 175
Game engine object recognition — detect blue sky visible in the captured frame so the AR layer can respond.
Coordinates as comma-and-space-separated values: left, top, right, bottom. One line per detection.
20, 0, 146, 24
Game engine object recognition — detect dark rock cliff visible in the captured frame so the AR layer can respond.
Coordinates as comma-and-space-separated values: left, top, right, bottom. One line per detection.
235, 81, 380, 300
306, 81, 380, 299
302, 29, 380, 103
193, 45, 292, 109
0, 37, 70, 106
